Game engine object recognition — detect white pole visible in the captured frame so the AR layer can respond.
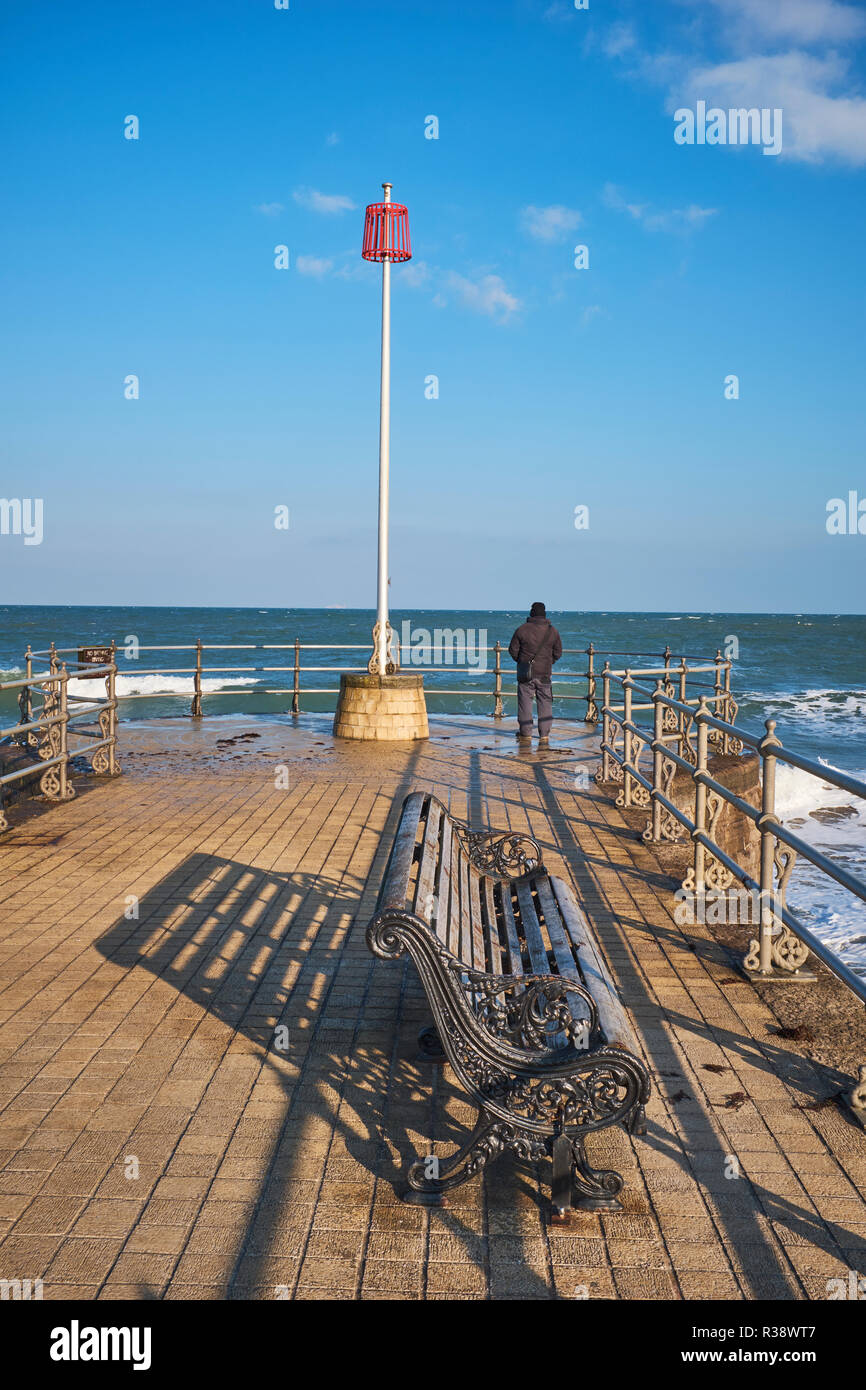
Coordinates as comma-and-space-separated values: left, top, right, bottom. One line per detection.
375, 182, 392, 676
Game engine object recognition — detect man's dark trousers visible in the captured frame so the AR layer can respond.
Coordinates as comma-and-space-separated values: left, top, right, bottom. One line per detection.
517, 676, 553, 736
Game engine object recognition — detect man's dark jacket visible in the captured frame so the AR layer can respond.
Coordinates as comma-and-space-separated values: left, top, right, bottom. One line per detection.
508, 616, 563, 681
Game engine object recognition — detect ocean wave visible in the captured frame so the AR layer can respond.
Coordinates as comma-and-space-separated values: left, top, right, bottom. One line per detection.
67, 674, 262, 698
776, 761, 866, 823
775, 762, 866, 975
743, 687, 866, 736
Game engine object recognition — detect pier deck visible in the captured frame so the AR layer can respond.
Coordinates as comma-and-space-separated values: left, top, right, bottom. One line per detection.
1, 714, 864, 1301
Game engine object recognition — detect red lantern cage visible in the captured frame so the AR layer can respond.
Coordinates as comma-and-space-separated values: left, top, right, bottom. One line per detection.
361, 200, 412, 263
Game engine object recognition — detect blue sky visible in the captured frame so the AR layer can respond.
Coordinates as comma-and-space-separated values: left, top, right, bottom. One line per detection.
1, 0, 865, 611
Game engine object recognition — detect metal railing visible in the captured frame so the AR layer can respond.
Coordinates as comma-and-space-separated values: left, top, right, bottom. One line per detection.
14, 639, 733, 723
0, 645, 121, 832
596, 664, 866, 1126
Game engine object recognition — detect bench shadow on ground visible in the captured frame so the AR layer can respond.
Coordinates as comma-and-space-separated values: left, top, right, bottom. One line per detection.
94, 854, 554, 1300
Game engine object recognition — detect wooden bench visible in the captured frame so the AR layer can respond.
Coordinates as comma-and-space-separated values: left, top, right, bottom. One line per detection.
366, 791, 650, 1222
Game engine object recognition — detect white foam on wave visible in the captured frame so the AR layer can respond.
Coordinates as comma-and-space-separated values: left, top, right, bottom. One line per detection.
744, 687, 866, 737
67, 674, 261, 698
776, 761, 866, 824
775, 762, 866, 975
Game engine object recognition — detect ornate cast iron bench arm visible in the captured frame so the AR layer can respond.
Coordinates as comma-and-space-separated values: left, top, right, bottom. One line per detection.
461, 966, 600, 1054
426, 794, 542, 877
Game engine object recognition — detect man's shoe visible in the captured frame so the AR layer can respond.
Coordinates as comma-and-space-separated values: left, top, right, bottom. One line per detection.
516, 731, 531, 744
537, 735, 550, 749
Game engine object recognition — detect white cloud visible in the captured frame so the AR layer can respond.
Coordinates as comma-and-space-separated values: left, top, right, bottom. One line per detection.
445, 272, 520, 322
293, 187, 356, 215
694, 0, 866, 45
603, 183, 718, 231
295, 255, 333, 277
325, 132, 340, 146
601, 22, 638, 59
684, 50, 866, 163
598, 0, 866, 166
254, 202, 284, 217
520, 204, 583, 242
400, 260, 432, 288
369, 255, 520, 324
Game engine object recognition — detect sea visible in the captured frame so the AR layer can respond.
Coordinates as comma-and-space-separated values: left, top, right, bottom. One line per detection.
2, 606, 865, 976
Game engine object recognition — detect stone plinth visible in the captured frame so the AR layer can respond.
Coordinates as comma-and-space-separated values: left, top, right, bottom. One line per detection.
333, 672, 428, 741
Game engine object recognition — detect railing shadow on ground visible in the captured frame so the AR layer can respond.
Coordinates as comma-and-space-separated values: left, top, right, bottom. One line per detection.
527, 756, 865, 1298
94, 852, 554, 1299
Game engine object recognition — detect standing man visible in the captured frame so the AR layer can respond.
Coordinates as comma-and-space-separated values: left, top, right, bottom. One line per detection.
509, 602, 563, 748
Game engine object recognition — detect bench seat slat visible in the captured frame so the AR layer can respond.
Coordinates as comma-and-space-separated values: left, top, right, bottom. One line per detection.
515, 880, 551, 977
533, 874, 590, 1038
498, 883, 524, 976
534, 876, 579, 982
550, 875, 640, 1054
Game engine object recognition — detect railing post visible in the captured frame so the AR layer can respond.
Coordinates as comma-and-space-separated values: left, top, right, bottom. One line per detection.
622, 672, 633, 807
714, 649, 724, 714
24, 644, 33, 725
292, 638, 300, 715
713, 648, 726, 755
756, 719, 780, 976
650, 679, 664, 843
585, 643, 596, 724
493, 641, 502, 720
678, 657, 688, 758
691, 696, 710, 900
192, 639, 203, 717
723, 658, 733, 755
58, 665, 69, 802
49, 641, 57, 678
600, 663, 611, 782
107, 656, 118, 776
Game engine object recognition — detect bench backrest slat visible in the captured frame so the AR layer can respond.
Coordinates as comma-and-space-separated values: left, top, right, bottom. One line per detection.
468, 867, 486, 971
457, 848, 473, 964
413, 798, 442, 923
445, 825, 464, 958
483, 879, 503, 975
434, 813, 454, 946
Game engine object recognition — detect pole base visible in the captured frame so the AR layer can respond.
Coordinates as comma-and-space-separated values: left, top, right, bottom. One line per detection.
333, 673, 428, 742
